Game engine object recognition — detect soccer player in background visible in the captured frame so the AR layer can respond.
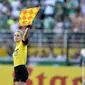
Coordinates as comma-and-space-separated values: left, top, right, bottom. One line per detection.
80, 49, 85, 85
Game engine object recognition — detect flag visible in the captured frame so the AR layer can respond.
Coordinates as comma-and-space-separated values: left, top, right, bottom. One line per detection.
19, 7, 40, 26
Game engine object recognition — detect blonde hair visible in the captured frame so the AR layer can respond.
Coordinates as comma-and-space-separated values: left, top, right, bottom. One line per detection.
15, 30, 23, 36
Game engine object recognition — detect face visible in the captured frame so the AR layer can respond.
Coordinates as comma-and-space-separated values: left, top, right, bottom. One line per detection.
14, 32, 22, 43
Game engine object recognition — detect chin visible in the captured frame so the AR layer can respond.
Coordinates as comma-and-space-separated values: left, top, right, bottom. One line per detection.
16, 41, 20, 43
14, 40, 19, 43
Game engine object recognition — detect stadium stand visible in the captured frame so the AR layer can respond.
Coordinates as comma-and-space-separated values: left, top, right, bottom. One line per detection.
0, 0, 85, 66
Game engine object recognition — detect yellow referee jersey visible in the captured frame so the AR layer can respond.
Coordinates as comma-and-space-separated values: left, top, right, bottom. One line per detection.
13, 41, 27, 67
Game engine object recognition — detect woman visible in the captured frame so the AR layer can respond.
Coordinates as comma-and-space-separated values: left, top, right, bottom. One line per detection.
13, 26, 30, 85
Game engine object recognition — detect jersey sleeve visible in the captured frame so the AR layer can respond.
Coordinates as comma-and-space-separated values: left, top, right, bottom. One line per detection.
22, 39, 28, 45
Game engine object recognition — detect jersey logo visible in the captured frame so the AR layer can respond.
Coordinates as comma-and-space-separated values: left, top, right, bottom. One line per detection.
13, 49, 19, 56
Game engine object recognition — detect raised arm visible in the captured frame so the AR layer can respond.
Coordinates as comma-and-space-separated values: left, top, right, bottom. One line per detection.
23, 26, 31, 41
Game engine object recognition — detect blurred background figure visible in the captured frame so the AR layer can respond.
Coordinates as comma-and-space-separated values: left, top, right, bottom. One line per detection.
71, 8, 84, 32
40, 49, 48, 58
80, 49, 85, 66
56, 50, 67, 62
48, 47, 56, 58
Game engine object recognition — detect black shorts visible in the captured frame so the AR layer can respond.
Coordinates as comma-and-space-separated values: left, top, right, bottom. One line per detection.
14, 65, 29, 82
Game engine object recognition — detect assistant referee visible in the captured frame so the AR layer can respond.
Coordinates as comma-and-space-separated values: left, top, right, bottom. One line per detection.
13, 26, 30, 85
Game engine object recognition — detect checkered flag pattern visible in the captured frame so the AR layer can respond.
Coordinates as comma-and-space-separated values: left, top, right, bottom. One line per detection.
19, 7, 40, 26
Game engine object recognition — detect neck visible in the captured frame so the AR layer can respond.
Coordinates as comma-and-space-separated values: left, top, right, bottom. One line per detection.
16, 41, 20, 45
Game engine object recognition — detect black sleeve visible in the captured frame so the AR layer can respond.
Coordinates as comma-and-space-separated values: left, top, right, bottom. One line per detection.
22, 39, 28, 45
26, 25, 32, 29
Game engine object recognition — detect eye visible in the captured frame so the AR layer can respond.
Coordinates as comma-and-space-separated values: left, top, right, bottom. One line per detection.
14, 34, 16, 36
14, 35, 20, 37
17, 35, 20, 37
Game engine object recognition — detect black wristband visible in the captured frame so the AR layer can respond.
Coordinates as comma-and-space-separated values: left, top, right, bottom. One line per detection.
26, 25, 32, 29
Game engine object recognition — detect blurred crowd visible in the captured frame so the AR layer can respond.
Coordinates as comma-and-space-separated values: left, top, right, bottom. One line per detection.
0, 0, 85, 64
0, 0, 85, 33
29, 47, 81, 64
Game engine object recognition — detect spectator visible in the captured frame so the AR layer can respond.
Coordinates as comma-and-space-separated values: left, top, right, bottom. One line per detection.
31, 50, 40, 58
7, 16, 19, 33
55, 2, 64, 17
41, 50, 48, 57
33, 14, 43, 31
43, 15, 55, 32
48, 47, 56, 58
10, 0, 20, 18
44, 0, 56, 16
10, 18, 19, 33
43, 15, 55, 47
44, 0, 57, 6
31, 0, 40, 6
0, 13, 8, 32
54, 16, 64, 34
71, 8, 84, 32
63, 14, 71, 33
80, 0, 85, 16
70, 52, 81, 63
56, 50, 66, 62
65, 0, 79, 18
6, 45, 13, 57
